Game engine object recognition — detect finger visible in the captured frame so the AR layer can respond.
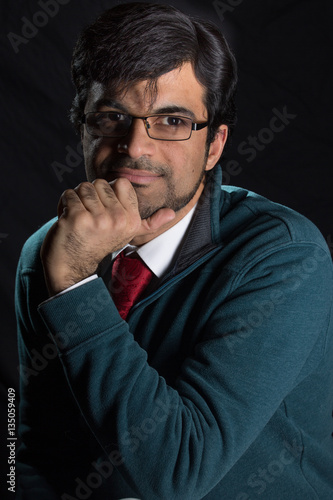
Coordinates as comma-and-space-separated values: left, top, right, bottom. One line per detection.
110, 178, 139, 214
92, 178, 118, 208
73, 182, 105, 214
140, 207, 176, 233
57, 189, 84, 218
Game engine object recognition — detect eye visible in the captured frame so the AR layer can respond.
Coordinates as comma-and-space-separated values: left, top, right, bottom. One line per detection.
160, 116, 185, 127
106, 112, 127, 122
85, 111, 132, 137
94, 112, 126, 124
93, 112, 130, 134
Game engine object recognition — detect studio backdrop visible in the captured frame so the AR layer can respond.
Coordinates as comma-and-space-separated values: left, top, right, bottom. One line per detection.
0, 0, 332, 496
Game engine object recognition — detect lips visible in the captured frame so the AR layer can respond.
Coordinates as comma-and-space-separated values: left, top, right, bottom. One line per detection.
108, 168, 162, 185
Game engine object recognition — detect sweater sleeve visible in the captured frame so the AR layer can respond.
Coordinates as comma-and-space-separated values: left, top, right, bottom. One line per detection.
15, 220, 103, 500
37, 240, 333, 499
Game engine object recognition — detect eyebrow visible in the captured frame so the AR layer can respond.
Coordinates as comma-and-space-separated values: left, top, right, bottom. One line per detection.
93, 99, 128, 113
93, 100, 196, 120
149, 106, 196, 120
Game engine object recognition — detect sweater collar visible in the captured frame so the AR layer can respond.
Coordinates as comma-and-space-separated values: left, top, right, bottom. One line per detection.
164, 164, 223, 278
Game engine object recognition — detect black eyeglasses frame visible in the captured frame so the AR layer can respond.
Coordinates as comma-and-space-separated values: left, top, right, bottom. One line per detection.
81, 112, 209, 141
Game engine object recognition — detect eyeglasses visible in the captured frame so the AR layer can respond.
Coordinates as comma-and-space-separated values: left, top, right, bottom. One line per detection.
82, 111, 208, 141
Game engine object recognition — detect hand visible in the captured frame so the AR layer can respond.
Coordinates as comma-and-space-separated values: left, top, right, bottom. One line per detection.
40, 178, 175, 296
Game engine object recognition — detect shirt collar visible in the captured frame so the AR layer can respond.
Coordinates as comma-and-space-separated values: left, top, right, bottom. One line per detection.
113, 204, 196, 278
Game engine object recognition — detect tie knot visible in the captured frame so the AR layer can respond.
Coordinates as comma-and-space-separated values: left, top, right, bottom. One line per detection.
110, 251, 153, 320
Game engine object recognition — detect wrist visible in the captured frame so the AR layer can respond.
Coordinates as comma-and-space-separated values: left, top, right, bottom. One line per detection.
42, 265, 85, 297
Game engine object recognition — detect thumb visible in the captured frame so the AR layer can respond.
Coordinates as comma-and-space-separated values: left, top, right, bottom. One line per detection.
140, 207, 176, 233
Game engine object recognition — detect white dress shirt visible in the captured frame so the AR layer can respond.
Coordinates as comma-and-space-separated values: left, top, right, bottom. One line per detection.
113, 204, 196, 277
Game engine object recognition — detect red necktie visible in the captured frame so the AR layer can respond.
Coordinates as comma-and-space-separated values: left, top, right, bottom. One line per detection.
110, 251, 153, 320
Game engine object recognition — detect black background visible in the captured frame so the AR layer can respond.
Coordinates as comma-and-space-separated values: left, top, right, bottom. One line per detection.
1, 0, 332, 496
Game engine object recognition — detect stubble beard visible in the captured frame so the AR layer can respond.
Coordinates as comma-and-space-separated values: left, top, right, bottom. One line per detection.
134, 168, 206, 219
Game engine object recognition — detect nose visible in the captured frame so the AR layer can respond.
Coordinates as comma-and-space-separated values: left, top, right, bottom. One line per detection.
117, 118, 156, 158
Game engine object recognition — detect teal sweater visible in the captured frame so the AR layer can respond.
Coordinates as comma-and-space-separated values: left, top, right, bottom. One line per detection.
16, 166, 333, 499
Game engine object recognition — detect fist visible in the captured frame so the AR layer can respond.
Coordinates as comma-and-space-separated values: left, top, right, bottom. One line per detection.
40, 178, 175, 296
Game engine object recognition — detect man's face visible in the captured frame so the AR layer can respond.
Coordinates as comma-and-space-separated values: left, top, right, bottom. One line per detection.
82, 63, 227, 220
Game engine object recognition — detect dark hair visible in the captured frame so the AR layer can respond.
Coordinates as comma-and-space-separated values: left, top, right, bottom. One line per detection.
70, 2, 237, 145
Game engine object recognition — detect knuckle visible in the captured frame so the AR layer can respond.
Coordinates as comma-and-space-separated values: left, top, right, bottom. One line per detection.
75, 181, 96, 199
93, 178, 116, 200
93, 178, 109, 189
62, 188, 76, 200
95, 212, 111, 230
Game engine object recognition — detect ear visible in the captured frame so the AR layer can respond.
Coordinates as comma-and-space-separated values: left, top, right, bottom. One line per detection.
205, 125, 228, 172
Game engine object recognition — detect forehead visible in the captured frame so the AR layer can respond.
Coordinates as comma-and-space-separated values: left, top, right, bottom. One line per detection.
85, 62, 208, 119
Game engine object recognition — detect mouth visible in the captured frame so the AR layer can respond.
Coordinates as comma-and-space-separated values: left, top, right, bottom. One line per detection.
107, 168, 162, 185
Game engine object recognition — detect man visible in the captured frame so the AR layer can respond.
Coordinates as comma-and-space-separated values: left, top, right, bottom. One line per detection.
16, 2, 333, 499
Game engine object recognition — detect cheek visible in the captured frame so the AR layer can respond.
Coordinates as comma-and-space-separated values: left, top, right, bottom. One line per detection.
159, 143, 194, 176
161, 146, 183, 170
82, 137, 104, 181
167, 140, 207, 177
83, 137, 116, 166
